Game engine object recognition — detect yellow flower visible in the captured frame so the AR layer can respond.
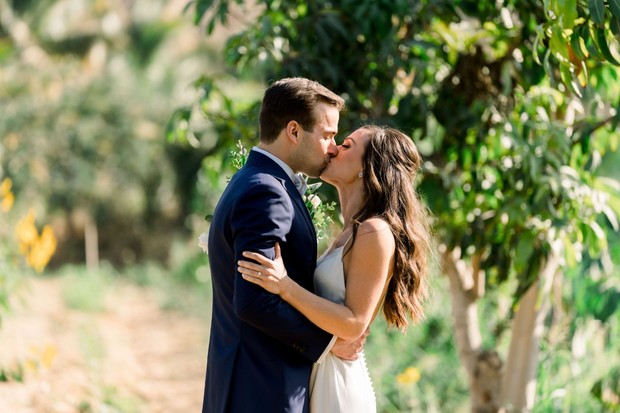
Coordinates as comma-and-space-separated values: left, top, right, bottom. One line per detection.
0, 178, 14, 212
24, 359, 38, 373
1, 191, 14, 212
396, 366, 421, 385
0, 177, 11, 195
27, 226, 57, 272
14, 210, 57, 272
25, 344, 57, 372
41, 344, 57, 369
15, 209, 38, 250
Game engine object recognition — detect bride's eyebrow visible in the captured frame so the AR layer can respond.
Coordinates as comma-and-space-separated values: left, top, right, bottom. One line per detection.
344, 138, 357, 145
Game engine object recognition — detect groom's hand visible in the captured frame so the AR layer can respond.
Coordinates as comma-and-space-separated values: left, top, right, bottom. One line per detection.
330, 328, 370, 361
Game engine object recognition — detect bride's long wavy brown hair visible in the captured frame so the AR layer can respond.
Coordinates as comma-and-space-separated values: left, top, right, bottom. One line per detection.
346, 125, 433, 330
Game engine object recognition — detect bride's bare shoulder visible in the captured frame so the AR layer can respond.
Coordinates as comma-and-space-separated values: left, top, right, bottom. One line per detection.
357, 217, 391, 235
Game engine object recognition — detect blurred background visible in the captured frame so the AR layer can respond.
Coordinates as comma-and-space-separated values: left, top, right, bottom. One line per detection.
0, 0, 619, 412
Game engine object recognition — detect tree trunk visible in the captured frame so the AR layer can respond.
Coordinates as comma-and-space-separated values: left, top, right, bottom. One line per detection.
443, 247, 559, 412
500, 253, 559, 411
442, 248, 502, 412
85, 219, 99, 272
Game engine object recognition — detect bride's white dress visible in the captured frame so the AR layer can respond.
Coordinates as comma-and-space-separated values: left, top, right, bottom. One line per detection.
309, 245, 377, 413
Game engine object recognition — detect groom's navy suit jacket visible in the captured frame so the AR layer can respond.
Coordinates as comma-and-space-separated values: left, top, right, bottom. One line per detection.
202, 150, 333, 413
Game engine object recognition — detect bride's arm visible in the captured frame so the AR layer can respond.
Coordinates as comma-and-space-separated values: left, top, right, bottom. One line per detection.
238, 219, 394, 341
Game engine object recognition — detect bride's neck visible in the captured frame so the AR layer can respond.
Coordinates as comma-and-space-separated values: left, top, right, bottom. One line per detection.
339, 186, 365, 230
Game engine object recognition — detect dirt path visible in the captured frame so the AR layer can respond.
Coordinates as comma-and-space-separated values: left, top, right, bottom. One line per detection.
0, 277, 209, 413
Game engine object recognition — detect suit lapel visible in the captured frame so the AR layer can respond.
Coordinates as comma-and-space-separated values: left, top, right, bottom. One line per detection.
245, 151, 318, 247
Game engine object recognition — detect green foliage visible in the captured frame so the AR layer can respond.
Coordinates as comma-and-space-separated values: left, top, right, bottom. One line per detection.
534, 300, 620, 412
0, 363, 24, 383
0, 0, 226, 266
188, 0, 619, 300
542, 0, 620, 94
59, 265, 111, 312
185, 0, 620, 407
571, 272, 620, 323
591, 365, 620, 412
304, 183, 337, 241
366, 277, 470, 412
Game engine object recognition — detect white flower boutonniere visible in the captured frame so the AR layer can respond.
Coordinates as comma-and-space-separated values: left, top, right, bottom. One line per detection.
303, 182, 336, 240
198, 232, 209, 253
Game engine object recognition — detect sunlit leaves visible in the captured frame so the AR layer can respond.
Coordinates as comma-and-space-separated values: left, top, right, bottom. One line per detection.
544, 0, 620, 92
166, 107, 199, 148
189, 0, 620, 301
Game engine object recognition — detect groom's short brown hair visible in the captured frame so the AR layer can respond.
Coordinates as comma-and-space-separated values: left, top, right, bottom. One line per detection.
259, 77, 345, 143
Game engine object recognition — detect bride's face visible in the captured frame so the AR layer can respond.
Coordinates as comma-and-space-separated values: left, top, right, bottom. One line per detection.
320, 128, 370, 185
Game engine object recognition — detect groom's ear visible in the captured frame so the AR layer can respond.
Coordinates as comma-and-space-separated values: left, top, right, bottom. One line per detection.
286, 121, 301, 144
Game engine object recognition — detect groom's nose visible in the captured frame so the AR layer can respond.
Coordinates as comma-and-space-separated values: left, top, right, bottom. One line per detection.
327, 139, 338, 157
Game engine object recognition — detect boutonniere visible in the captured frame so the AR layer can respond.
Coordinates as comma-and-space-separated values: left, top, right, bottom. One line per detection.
303, 182, 336, 240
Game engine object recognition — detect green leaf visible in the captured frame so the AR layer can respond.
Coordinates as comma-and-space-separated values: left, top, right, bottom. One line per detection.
533, 30, 543, 65
550, 25, 570, 62
601, 204, 619, 231
166, 107, 192, 144
588, 0, 606, 26
562, 232, 578, 267
560, 63, 583, 96
194, 0, 216, 26
588, 220, 608, 253
558, 0, 578, 29
611, 16, 620, 36
586, 24, 605, 59
609, 0, 620, 21
570, 27, 589, 60
514, 233, 534, 273
593, 27, 620, 65
543, 48, 555, 82
577, 60, 588, 87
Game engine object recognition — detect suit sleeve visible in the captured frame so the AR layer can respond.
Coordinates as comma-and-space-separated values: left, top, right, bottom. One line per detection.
230, 180, 333, 362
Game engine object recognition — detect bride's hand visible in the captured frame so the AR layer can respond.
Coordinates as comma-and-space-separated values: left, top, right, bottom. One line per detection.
238, 243, 291, 296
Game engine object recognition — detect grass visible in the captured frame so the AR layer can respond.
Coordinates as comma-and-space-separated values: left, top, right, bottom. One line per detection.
37, 239, 620, 413
57, 264, 111, 312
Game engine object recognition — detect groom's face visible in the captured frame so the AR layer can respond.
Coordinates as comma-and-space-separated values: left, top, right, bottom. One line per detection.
294, 102, 340, 177
320, 128, 370, 185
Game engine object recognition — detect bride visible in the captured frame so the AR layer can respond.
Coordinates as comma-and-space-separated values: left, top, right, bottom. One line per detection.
237, 125, 433, 412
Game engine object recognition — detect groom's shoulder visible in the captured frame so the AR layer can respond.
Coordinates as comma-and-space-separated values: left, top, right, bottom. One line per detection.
237, 165, 285, 187
229, 166, 288, 199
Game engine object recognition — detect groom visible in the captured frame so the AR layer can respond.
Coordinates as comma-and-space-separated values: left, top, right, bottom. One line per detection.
202, 78, 365, 413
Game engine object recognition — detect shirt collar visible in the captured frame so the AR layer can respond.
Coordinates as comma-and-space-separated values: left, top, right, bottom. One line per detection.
252, 147, 295, 181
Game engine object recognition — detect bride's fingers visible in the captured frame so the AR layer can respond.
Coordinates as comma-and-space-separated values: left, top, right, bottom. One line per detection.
241, 273, 262, 285
237, 259, 261, 271
238, 266, 263, 278
241, 251, 271, 265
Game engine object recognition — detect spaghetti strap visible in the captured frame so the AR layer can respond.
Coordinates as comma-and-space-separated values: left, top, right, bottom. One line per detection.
342, 232, 354, 247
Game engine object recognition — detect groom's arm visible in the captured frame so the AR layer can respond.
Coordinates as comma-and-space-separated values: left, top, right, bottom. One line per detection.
230, 180, 333, 362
